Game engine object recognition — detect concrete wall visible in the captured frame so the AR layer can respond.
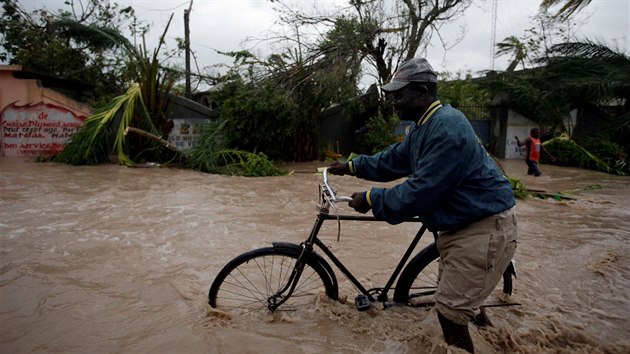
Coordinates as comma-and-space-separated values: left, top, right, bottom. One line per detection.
0, 66, 92, 158
165, 94, 218, 150
500, 108, 576, 159
504, 109, 537, 159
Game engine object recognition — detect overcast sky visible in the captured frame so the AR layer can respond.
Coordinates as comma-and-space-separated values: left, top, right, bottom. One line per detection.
18, 0, 630, 87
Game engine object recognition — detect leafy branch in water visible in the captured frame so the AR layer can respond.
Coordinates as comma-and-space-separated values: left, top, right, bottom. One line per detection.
509, 177, 530, 200
184, 122, 287, 176
214, 150, 286, 177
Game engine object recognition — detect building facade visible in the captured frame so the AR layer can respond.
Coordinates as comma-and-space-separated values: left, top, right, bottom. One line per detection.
0, 65, 92, 158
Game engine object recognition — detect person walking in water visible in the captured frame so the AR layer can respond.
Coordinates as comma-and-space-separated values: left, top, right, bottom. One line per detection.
328, 57, 517, 353
515, 128, 555, 177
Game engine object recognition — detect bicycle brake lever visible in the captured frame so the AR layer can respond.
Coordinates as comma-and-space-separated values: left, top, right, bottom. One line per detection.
336, 196, 353, 203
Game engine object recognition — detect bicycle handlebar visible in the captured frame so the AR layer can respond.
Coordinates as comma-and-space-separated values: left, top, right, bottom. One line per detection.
322, 168, 353, 203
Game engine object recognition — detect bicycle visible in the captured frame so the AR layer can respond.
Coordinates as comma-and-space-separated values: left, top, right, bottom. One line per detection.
208, 168, 517, 315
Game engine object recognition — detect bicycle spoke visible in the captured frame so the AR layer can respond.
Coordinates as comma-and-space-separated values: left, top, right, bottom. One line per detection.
232, 264, 266, 301
217, 279, 265, 302
399, 254, 439, 305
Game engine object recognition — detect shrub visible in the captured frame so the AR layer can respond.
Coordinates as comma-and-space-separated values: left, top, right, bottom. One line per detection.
185, 122, 286, 177
544, 136, 628, 175
578, 136, 624, 165
355, 115, 400, 155
210, 80, 299, 161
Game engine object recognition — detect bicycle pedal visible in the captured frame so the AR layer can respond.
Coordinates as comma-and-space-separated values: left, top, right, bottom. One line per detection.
354, 294, 371, 311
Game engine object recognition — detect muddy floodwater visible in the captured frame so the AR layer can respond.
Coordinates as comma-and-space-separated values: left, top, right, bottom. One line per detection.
1, 157, 629, 353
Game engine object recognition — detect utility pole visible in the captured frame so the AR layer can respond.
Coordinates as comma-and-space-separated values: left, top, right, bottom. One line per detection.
490, 0, 497, 70
184, 0, 193, 98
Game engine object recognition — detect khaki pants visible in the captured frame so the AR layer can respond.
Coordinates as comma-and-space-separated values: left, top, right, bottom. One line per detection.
435, 207, 517, 325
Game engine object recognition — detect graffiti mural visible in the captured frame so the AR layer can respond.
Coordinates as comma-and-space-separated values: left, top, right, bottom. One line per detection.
1, 101, 86, 157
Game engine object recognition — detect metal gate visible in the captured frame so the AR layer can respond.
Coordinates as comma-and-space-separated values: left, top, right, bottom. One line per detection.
455, 105, 491, 147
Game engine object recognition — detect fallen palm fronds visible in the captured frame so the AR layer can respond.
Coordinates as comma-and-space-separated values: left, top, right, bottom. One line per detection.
55, 83, 157, 165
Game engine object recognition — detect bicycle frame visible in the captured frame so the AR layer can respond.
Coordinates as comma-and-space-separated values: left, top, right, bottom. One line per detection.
308, 212, 434, 304
268, 169, 438, 310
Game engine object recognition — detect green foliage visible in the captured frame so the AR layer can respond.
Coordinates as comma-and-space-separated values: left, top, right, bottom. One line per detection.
53, 12, 182, 165
55, 83, 158, 165
185, 122, 286, 177
543, 136, 628, 175
52, 114, 113, 165
509, 177, 530, 200
215, 9, 437, 162
355, 115, 400, 155
209, 79, 300, 161
494, 11, 575, 72
132, 14, 177, 139
542, 139, 577, 166
213, 35, 367, 162
214, 150, 287, 177
275, 0, 473, 92
438, 71, 491, 108
0, 0, 139, 102
487, 13, 625, 132
578, 136, 625, 163
184, 121, 227, 173
495, 36, 528, 72
540, 0, 593, 19
482, 70, 568, 129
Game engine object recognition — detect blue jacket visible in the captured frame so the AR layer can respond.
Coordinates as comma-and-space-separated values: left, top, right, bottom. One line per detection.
351, 102, 515, 231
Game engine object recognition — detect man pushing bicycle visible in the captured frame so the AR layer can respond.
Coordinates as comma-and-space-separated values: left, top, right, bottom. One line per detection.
328, 57, 517, 354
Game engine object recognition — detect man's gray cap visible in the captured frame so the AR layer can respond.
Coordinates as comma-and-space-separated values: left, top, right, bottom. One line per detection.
381, 58, 438, 92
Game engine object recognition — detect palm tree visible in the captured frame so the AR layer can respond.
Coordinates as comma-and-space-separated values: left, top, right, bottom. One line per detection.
54, 15, 178, 165
539, 0, 593, 19
539, 41, 630, 103
495, 36, 529, 72
538, 40, 630, 142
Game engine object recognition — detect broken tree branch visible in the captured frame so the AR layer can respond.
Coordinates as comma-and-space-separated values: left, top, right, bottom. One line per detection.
124, 126, 184, 155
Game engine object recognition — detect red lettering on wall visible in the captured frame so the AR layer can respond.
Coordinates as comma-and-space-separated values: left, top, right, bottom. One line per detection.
0, 101, 87, 157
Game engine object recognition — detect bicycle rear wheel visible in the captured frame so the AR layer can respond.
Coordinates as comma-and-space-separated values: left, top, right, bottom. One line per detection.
209, 246, 337, 315
393, 243, 514, 306
393, 243, 440, 306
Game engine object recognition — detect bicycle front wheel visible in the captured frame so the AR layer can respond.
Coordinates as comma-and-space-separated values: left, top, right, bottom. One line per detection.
209, 246, 337, 315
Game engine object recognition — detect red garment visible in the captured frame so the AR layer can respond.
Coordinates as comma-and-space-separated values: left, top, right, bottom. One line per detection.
528, 137, 541, 162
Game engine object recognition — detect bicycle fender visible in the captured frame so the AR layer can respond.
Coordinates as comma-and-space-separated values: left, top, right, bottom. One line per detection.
501, 259, 516, 295
272, 242, 339, 299
505, 259, 517, 279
